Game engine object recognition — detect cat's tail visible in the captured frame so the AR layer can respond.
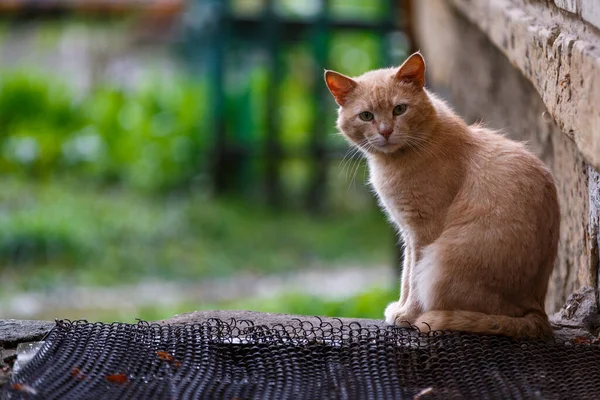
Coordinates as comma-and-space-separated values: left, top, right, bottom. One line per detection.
416, 310, 552, 339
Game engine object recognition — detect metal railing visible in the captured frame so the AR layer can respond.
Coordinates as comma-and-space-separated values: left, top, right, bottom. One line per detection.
183, 0, 412, 213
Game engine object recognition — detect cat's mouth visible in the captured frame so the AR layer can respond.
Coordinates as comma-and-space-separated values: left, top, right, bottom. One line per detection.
375, 143, 403, 154
367, 138, 403, 154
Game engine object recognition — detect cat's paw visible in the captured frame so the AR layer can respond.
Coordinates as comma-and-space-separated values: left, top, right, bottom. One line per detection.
384, 301, 414, 327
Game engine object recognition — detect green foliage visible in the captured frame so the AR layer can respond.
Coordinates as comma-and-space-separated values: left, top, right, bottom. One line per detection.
0, 72, 81, 177
0, 71, 207, 191
97, 286, 398, 323
329, 32, 381, 77
225, 287, 397, 319
0, 179, 393, 291
0, 25, 383, 194
0, 15, 397, 321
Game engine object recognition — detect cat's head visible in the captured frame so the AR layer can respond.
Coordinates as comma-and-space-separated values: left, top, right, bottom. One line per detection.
325, 52, 436, 155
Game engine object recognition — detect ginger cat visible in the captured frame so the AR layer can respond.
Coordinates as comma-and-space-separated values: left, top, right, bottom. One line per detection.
325, 52, 560, 338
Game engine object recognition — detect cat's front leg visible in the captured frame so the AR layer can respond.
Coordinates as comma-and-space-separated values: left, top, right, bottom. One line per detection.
384, 299, 421, 326
385, 236, 421, 326
398, 236, 413, 307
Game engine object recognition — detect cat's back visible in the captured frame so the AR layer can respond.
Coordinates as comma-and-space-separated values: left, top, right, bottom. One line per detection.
453, 125, 559, 226
467, 126, 554, 189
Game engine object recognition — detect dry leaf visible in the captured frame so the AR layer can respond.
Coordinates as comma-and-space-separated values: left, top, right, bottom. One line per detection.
156, 351, 174, 362
157, 350, 181, 368
105, 373, 128, 385
572, 336, 594, 345
11, 383, 38, 395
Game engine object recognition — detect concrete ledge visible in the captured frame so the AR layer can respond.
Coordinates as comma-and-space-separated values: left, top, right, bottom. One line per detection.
161, 310, 389, 339
554, 0, 600, 30
1, 308, 598, 350
162, 310, 597, 342
449, 0, 600, 170
0, 320, 54, 349
161, 310, 386, 328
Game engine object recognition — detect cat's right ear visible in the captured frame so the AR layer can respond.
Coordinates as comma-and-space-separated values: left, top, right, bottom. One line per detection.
324, 70, 357, 106
395, 52, 426, 88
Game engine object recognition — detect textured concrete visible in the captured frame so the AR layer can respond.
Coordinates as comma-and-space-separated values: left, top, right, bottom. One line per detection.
554, 0, 577, 14
554, 0, 600, 29
0, 320, 54, 348
412, 0, 600, 312
162, 310, 387, 329
448, 0, 600, 172
0, 310, 594, 355
549, 286, 599, 332
163, 310, 596, 342
580, 0, 600, 30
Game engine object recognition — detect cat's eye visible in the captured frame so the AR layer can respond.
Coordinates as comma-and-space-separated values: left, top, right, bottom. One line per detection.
393, 104, 408, 116
359, 111, 374, 121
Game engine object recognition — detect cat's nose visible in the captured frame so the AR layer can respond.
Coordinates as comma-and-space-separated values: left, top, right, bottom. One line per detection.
378, 126, 393, 139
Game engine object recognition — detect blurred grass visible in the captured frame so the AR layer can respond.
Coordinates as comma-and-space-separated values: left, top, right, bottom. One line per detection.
197, 287, 397, 321
56, 287, 399, 323
0, 177, 393, 292
0, 71, 207, 192
0, 21, 398, 321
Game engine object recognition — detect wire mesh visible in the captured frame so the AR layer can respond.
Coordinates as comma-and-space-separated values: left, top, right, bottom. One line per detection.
3, 318, 600, 399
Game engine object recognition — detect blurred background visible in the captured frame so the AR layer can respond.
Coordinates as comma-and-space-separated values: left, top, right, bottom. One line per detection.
0, 0, 413, 322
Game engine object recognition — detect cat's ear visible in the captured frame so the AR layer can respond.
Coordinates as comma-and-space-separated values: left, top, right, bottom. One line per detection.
324, 70, 357, 106
395, 52, 426, 87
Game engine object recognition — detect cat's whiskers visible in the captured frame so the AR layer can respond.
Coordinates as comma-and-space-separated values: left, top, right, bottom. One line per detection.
348, 149, 364, 189
349, 152, 367, 191
339, 140, 367, 181
330, 131, 356, 174
339, 145, 362, 178
345, 139, 370, 190
360, 143, 376, 185
339, 147, 356, 177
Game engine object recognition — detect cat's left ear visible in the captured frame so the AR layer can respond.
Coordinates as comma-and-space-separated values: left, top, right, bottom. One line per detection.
324, 70, 357, 106
395, 52, 426, 88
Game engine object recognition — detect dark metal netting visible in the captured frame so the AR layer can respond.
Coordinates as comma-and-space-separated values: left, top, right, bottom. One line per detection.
3, 318, 600, 399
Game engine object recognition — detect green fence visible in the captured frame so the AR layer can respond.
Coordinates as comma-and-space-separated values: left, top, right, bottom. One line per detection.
183, 0, 411, 213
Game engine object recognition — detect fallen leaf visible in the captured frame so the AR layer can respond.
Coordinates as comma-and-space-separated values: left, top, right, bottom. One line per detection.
71, 367, 93, 382
11, 383, 38, 395
572, 336, 593, 345
157, 350, 181, 368
106, 373, 128, 385
156, 351, 174, 362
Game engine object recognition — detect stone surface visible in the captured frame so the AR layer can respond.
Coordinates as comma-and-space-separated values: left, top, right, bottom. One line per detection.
0, 320, 54, 348
162, 310, 594, 342
162, 310, 387, 331
413, 0, 600, 312
580, 0, 600, 30
0, 309, 595, 353
554, 0, 577, 14
590, 169, 600, 296
553, 0, 600, 30
447, 0, 600, 172
550, 286, 599, 331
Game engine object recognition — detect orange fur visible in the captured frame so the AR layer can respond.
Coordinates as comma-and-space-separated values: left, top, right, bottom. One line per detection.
325, 53, 560, 339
